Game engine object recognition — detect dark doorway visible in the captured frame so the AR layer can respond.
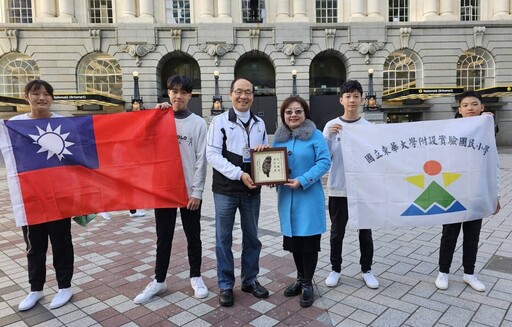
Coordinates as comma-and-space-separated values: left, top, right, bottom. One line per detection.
309, 51, 346, 130
235, 53, 277, 133
310, 95, 342, 131
386, 113, 422, 123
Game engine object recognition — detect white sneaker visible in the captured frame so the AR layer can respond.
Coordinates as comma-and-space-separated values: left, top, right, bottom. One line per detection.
362, 271, 379, 289
134, 280, 167, 304
190, 276, 209, 299
325, 271, 341, 287
99, 212, 112, 220
50, 288, 73, 309
129, 210, 145, 218
463, 274, 486, 292
19, 291, 44, 311
435, 272, 449, 290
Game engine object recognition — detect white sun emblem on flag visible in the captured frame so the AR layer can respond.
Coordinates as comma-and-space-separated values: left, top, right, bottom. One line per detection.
29, 123, 74, 160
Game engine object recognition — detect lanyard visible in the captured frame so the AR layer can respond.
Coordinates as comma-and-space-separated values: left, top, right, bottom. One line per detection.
238, 117, 252, 148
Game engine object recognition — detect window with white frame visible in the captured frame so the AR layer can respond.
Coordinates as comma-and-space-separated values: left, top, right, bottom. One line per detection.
0, 53, 39, 97
389, 0, 408, 22
78, 53, 122, 96
460, 0, 479, 21
8, 0, 33, 23
383, 50, 422, 95
242, 0, 265, 23
456, 48, 494, 90
166, 0, 191, 23
316, 0, 337, 23
89, 0, 113, 24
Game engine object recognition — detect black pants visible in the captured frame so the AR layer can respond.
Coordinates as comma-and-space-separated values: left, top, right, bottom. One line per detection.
154, 206, 203, 282
22, 219, 74, 291
439, 219, 482, 274
284, 235, 321, 283
328, 197, 374, 273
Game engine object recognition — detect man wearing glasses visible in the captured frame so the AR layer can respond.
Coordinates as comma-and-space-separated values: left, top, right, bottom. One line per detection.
206, 77, 269, 307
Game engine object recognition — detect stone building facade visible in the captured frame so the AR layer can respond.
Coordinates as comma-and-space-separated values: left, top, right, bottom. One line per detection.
0, 0, 511, 144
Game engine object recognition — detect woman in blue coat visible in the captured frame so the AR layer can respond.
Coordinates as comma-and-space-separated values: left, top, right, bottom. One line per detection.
273, 95, 331, 307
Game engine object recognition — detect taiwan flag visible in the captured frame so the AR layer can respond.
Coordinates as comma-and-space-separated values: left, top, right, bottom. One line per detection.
0, 109, 189, 227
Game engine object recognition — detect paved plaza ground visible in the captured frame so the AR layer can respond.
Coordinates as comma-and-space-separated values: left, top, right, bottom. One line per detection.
0, 148, 511, 327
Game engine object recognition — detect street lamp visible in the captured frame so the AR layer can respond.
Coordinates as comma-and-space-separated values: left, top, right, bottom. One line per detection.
131, 71, 143, 111
291, 70, 297, 96
364, 68, 380, 111
211, 70, 223, 115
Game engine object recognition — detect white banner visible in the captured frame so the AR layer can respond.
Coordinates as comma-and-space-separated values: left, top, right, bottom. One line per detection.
341, 115, 499, 229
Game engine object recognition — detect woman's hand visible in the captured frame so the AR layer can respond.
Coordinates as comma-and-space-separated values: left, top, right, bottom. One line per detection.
284, 179, 301, 189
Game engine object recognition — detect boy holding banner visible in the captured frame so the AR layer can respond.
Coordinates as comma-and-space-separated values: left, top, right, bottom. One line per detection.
322, 80, 379, 289
435, 90, 501, 292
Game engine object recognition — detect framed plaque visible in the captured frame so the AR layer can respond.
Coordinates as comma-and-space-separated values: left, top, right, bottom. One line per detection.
250, 147, 289, 186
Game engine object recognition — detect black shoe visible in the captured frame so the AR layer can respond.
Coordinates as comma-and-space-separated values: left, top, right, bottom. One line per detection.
300, 282, 314, 307
219, 289, 234, 307
283, 280, 302, 297
241, 281, 269, 299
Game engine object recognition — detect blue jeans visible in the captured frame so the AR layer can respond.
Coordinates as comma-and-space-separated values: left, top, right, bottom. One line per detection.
214, 192, 262, 290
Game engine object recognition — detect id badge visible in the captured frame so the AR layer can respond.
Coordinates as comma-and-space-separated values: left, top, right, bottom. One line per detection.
242, 147, 251, 163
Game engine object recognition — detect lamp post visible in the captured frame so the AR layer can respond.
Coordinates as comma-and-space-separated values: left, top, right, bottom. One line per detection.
291, 70, 297, 96
131, 71, 143, 111
364, 68, 379, 111
211, 70, 223, 115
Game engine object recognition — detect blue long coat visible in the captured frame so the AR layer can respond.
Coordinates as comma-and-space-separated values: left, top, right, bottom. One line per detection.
273, 120, 331, 237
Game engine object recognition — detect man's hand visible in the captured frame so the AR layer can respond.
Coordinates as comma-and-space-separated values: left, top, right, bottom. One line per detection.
156, 102, 172, 110
241, 172, 257, 189
187, 197, 201, 211
252, 144, 270, 152
493, 199, 501, 215
329, 123, 342, 135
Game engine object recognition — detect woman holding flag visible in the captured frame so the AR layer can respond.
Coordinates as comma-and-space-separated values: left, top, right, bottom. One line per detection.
11, 80, 74, 311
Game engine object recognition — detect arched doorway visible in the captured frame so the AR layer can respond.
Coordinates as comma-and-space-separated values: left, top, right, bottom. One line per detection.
235, 52, 277, 133
157, 52, 202, 116
309, 50, 346, 130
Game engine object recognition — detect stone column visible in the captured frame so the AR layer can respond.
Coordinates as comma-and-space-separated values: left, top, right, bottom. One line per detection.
119, 0, 136, 18
422, 0, 438, 18
200, 0, 214, 18
439, 0, 454, 16
139, 0, 155, 21
293, 0, 307, 18
218, 0, 231, 18
276, 0, 290, 19
367, 0, 381, 18
350, 0, 364, 19
40, 0, 56, 17
492, 0, 510, 18
58, 0, 74, 17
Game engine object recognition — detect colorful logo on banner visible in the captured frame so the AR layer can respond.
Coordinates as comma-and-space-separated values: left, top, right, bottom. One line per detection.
401, 160, 467, 216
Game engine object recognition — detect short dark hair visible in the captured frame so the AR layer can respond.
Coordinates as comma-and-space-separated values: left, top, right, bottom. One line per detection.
25, 79, 54, 99
458, 90, 483, 105
230, 77, 254, 93
279, 95, 311, 128
167, 75, 193, 93
339, 80, 363, 97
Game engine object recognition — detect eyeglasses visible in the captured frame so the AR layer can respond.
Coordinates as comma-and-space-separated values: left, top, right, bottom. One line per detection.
233, 89, 253, 96
284, 109, 304, 116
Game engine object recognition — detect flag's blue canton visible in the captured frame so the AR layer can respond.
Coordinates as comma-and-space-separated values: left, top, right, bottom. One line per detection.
6, 116, 99, 173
